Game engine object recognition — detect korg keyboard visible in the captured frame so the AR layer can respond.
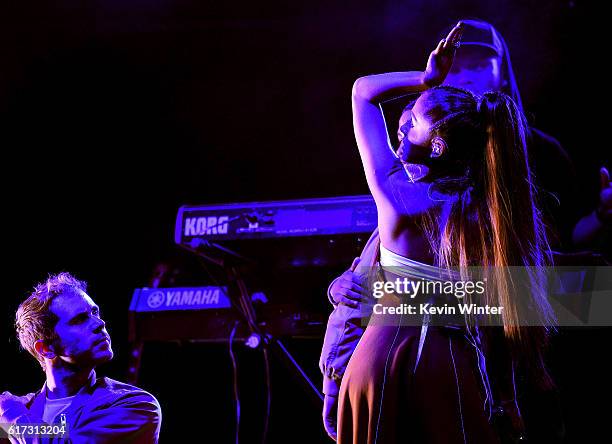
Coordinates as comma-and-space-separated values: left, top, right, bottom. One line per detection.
175, 195, 377, 246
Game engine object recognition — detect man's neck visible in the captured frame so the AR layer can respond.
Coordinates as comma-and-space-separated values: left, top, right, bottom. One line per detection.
45, 366, 94, 399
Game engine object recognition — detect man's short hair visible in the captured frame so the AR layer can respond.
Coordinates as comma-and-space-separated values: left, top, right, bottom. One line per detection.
15, 272, 87, 369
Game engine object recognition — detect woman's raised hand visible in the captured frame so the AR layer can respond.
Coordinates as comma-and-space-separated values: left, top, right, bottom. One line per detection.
423, 22, 464, 87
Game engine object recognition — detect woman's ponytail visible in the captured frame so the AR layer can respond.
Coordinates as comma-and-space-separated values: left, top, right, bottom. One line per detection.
418, 86, 556, 388
477, 91, 556, 389
420, 87, 556, 389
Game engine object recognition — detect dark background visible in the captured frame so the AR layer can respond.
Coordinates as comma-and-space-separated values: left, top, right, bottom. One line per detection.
1, 1, 610, 443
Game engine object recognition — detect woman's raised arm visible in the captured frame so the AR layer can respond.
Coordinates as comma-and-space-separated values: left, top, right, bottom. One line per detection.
351, 22, 463, 210
351, 71, 427, 206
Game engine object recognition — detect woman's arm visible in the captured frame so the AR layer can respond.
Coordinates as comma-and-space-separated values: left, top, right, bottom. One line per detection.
351, 71, 428, 207
352, 23, 463, 213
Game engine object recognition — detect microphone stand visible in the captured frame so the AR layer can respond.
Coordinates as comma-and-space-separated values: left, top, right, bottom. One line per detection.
185, 240, 324, 407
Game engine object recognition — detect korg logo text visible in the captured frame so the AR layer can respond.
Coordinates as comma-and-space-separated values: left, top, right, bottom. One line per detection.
184, 216, 229, 236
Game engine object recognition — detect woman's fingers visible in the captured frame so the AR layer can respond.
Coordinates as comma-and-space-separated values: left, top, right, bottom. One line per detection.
349, 256, 361, 272
443, 23, 464, 51
434, 39, 445, 54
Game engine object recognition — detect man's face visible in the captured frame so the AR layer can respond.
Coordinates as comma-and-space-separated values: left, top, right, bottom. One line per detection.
444, 45, 502, 95
48, 289, 113, 368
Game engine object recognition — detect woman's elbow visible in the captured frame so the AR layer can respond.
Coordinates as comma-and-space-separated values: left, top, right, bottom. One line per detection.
352, 77, 373, 101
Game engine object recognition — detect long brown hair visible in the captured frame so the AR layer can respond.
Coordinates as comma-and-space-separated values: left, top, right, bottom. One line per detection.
418, 86, 556, 388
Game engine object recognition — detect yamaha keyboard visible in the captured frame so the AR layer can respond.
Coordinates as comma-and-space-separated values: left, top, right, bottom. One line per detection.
127, 285, 327, 384
129, 286, 326, 342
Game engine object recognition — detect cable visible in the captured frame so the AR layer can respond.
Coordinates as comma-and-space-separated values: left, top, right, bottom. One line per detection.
193, 237, 267, 444
449, 336, 467, 444
235, 272, 258, 331
229, 321, 240, 444
261, 344, 271, 444
196, 257, 254, 330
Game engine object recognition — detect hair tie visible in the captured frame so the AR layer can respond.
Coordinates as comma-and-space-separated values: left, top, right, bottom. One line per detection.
476, 95, 485, 114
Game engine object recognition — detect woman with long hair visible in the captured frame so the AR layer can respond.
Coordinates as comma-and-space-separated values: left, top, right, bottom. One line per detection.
337, 22, 556, 443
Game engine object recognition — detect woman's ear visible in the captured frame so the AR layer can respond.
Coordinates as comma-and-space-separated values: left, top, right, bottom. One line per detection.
430, 136, 447, 158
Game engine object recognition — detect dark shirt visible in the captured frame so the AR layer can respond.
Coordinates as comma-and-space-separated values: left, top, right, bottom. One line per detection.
528, 128, 577, 251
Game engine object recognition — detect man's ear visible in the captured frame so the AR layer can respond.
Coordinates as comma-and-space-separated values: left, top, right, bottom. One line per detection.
430, 136, 447, 158
34, 340, 56, 360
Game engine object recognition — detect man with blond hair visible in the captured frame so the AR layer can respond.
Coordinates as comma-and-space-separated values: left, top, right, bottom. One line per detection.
0, 272, 161, 443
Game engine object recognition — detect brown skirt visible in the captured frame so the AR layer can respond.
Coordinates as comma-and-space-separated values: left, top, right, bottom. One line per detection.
337, 296, 502, 444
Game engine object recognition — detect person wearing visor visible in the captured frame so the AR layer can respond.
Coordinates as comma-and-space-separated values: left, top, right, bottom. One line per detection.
442, 19, 609, 249
320, 19, 580, 442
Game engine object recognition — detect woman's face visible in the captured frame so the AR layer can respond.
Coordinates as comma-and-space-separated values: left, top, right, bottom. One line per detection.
400, 98, 433, 146
397, 109, 411, 144
396, 99, 434, 163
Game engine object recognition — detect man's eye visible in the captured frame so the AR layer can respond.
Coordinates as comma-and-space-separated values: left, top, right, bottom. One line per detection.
71, 314, 87, 324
